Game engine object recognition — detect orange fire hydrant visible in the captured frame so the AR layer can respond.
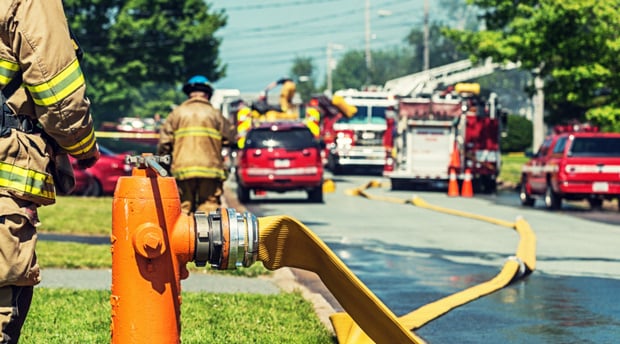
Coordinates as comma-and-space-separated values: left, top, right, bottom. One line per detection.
111, 155, 258, 344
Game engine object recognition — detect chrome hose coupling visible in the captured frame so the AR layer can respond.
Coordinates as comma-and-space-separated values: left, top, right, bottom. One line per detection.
194, 208, 259, 270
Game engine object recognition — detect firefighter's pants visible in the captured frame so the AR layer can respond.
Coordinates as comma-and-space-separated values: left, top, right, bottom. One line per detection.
177, 178, 223, 215
0, 197, 41, 343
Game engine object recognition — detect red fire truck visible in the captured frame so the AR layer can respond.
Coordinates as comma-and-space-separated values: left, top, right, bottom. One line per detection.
384, 83, 505, 193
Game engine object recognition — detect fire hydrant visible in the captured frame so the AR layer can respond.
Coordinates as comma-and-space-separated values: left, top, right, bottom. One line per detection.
110, 155, 258, 344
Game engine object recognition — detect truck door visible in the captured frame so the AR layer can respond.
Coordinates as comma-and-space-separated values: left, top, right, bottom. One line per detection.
529, 138, 553, 192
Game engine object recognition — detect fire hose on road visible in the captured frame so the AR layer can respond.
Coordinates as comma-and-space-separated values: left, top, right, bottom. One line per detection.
111, 155, 535, 344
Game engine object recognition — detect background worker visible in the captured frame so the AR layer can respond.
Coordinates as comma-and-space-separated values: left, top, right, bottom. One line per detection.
157, 75, 235, 215
264, 76, 296, 113
0, 1, 100, 342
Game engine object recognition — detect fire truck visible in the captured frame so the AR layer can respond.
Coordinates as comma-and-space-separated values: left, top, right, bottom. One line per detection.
325, 89, 398, 174
382, 58, 517, 192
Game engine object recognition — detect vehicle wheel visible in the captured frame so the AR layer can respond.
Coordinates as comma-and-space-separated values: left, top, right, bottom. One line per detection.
83, 179, 103, 197
237, 184, 250, 203
588, 198, 603, 210
307, 186, 323, 203
519, 179, 535, 207
544, 184, 562, 210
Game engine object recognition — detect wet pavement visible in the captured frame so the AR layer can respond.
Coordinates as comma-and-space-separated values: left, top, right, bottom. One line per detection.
237, 174, 620, 343
331, 240, 620, 344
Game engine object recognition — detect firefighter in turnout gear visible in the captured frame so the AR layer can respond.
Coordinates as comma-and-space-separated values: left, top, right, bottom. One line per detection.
0, 1, 100, 342
157, 75, 235, 215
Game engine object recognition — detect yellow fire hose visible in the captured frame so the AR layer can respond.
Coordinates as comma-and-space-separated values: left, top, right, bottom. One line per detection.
257, 180, 536, 344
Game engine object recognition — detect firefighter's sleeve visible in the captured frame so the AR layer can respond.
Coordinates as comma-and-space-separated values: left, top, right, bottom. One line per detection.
9, 0, 98, 160
157, 116, 174, 156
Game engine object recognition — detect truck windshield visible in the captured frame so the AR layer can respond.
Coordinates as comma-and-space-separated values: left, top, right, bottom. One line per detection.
569, 137, 620, 157
337, 106, 387, 125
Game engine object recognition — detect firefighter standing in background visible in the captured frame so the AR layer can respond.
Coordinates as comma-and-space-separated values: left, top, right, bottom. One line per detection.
0, 1, 100, 342
157, 75, 235, 215
264, 76, 296, 113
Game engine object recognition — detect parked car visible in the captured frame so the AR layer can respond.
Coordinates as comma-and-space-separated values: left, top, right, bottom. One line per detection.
70, 145, 132, 196
520, 130, 620, 210
235, 121, 324, 203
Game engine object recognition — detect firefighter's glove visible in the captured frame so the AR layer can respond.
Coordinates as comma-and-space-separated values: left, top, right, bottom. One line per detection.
77, 149, 100, 169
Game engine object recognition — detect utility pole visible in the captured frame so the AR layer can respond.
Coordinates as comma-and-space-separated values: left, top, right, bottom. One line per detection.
365, 0, 371, 84
326, 43, 343, 96
532, 66, 545, 150
423, 0, 430, 71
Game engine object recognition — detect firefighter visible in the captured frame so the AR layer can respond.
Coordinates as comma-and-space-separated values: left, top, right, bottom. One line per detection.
157, 75, 235, 215
265, 76, 296, 113
0, 1, 100, 342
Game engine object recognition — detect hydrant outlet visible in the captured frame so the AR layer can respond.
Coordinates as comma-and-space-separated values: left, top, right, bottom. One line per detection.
194, 208, 259, 269
133, 223, 166, 258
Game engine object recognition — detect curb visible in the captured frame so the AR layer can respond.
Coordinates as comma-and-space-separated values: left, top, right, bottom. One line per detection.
223, 184, 338, 334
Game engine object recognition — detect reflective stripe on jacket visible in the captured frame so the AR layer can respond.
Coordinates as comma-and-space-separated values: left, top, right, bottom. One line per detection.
157, 97, 234, 181
0, 0, 98, 161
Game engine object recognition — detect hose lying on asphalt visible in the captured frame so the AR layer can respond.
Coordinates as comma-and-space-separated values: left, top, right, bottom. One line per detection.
258, 215, 426, 344
323, 181, 536, 344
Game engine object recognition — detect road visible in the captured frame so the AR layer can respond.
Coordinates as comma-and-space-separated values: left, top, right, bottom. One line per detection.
226, 173, 620, 343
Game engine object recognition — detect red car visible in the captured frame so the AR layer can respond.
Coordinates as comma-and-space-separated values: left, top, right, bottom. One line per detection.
70, 145, 132, 196
235, 121, 324, 203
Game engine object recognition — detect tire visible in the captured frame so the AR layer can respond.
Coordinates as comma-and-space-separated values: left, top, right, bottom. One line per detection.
544, 183, 562, 210
588, 198, 603, 210
307, 186, 323, 203
83, 179, 103, 197
519, 179, 535, 207
237, 184, 250, 203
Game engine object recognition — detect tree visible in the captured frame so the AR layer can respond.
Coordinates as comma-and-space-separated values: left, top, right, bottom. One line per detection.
290, 57, 317, 103
443, 0, 620, 132
501, 114, 533, 153
63, 0, 227, 125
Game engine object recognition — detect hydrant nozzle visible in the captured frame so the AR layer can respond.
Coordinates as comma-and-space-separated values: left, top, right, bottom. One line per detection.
194, 208, 259, 270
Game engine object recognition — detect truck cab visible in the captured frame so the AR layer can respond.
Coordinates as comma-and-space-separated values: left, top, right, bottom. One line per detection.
328, 89, 397, 174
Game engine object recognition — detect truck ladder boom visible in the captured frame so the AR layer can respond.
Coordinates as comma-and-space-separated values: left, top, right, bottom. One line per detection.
384, 58, 519, 97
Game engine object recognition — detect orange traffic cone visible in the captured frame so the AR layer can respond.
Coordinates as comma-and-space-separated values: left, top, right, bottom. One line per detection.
447, 168, 459, 197
461, 168, 473, 197
450, 143, 461, 169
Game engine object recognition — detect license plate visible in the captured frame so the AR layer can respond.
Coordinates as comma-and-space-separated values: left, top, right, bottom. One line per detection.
592, 182, 609, 192
362, 132, 375, 139
274, 159, 290, 168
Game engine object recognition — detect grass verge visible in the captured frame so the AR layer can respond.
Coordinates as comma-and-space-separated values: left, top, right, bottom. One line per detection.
21, 288, 334, 343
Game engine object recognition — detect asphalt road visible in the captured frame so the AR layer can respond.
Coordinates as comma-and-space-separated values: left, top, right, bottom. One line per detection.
231, 173, 620, 343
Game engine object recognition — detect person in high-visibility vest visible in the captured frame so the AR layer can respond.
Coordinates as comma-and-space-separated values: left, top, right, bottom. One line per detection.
0, 1, 100, 341
235, 106, 253, 149
304, 107, 321, 139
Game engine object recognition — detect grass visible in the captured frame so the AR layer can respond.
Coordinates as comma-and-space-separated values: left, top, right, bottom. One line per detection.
498, 152, 529, 186
20, 288, 334, 343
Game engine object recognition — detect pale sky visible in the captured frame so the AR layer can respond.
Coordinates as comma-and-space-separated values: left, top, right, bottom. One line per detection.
208, 0, 446, 93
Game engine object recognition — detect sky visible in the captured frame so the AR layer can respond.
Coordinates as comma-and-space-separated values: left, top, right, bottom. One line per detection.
208, 0, 448, 93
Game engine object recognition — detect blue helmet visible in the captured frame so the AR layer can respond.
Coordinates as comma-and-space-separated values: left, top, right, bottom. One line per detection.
182, 75, 213, 96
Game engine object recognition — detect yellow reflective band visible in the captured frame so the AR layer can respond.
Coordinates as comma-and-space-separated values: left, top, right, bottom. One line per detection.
173, 166, 227, 180
0, 59, 19, 85
27, 59, 85, 106
0, 162, 55, 200
61, 129, 96, 155
174, 127, 221, 140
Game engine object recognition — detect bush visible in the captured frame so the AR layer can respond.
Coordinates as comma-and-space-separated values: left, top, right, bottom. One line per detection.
501, 114, 533, 153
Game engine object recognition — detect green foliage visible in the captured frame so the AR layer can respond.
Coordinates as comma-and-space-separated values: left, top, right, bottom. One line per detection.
63, 0, 227, 125
444, 0, 620, 127
22, 289, 332, 343
290, 57, 317, 102
501, 115, 533, 153
586, 105, 620, 133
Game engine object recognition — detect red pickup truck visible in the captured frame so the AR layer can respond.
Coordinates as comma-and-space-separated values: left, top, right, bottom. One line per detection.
520, 131, 620, 210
